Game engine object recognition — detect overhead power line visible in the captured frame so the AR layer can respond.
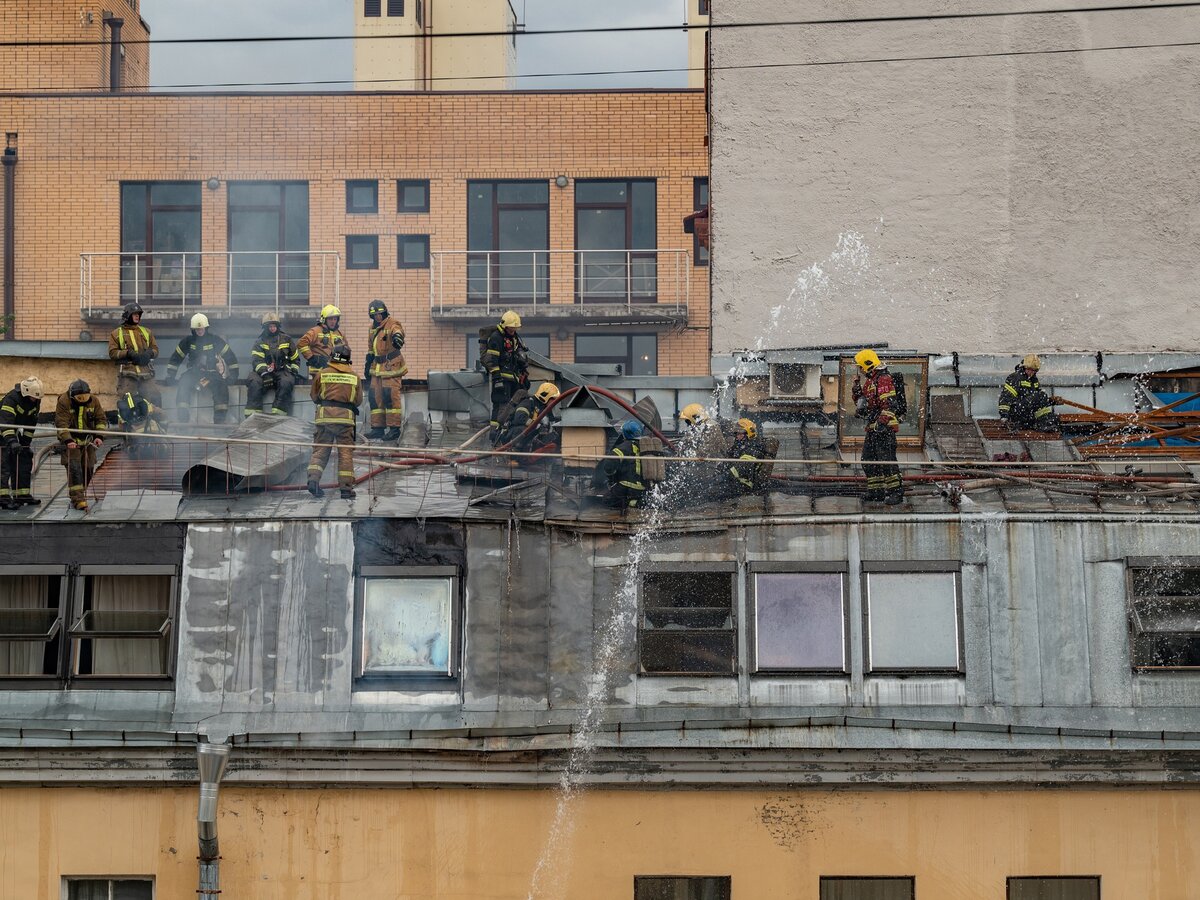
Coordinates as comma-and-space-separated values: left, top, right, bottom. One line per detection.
2, 37, 1198, 93
1, 1, 1198, 48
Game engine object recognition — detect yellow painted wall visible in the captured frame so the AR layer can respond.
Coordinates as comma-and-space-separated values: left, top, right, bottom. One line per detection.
2, 786, 1199, 898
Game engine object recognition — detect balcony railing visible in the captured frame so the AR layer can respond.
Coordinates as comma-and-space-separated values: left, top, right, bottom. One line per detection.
430, 249, 692, 316
79, 251, 341, 316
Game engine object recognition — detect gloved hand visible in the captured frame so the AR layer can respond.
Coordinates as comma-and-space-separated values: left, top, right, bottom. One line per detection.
364, 353, 375, 380
854, 398, 869, 419
4, 436, 19, 453
310, 355, 329, 369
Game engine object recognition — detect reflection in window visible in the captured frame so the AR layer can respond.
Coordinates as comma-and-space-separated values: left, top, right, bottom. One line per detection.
1128, 565, 1200, 668
635, 876, 731, 900
0, 572, 63, 677
346, 235, 379, 270
120, 181, 202, 305
575, 179, 657, 302
754, 572, 846, 671
358, 574, 458, 680
864, 571, 961, 673
693, 177, 709, 266
71, 573, 174, 678
397, 234, 430, 269
820, 877, 914, 900
575, 333, 657, 376
346, 180, 379, 214
397, 179, 430, 213
228, 181, 310, 305
639, 571, 735, 675
467, 181, 549, 304
1008, 877, 1100, 900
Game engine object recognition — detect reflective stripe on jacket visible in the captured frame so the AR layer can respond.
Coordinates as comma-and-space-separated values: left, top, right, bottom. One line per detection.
252, 331, 301, 376
310, 362, 362, 425
298, 325, 346, 367
108, 324, 158, 377
369, 317, 408, 378
55, 394, 107, 443
0, 387, 40, 440
167, 334, 239, 379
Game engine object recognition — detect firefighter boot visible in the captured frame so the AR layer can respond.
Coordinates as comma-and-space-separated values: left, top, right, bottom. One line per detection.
863, 489, 885, 502
17, 497, 41, 506
307, 479, 324, 498
884, 488, 905, 506
366, 427, 386, 441
340, 487, 356, 500
382, 427, 401, 443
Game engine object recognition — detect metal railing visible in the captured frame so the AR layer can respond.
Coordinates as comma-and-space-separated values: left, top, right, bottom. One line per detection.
79, 251, 341, 314
429, 249, 693, 315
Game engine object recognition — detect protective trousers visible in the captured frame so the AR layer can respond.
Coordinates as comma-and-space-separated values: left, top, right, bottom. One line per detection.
176, 370, 230, 422
62, 445, 97, 504
117, 374, 161, 409
246, 372, 296, 415
0, 442, 33, 500
369, 376, 404, 429
490, 380, 517, 428
862, 427, 902, 497
308, 424, 355, 489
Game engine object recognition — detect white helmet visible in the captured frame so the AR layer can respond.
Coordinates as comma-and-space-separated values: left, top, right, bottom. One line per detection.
190, 313, 210, 330
19, 376, 43, 400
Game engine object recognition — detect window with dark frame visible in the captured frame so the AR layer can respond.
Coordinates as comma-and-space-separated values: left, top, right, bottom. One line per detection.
634, 876, 731, 900
346, 180, 379, 214
752, 570, 848, 672
820, 877, 915, 900
355, 567, 461, 688
227, 181, 310, 304
0, 568, 66, 678
693, 177, 709, 266
70, 569, 176, 679
467, 180, 550, 304
364, 0, 381, 16
639, 570, 735, 675
574, 333, 657, 376
387, 0, 404, 15
863, 568, 962, 673
397, 179, 430, 213
698, 0, 711, 15
574, 179, 657, 302
1127, 563, 1200, 668
346, 235, 380, 270
66, 878, 154, 900
397, 234, 430, 269
467, 334, 549, 370
1008, 876, 1100, 900
120, 181, 202, 304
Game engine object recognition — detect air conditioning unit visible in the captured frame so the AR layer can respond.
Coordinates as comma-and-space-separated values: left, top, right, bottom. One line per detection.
768, 363, 822, 400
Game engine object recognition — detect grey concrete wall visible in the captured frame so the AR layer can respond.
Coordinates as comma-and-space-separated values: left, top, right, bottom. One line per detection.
710, 0, 1200, 354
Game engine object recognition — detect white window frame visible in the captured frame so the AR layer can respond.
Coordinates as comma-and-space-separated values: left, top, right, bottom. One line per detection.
862, 562, 963, 675
68, 565, 178, 682
62, 876, 155, 900
354, 566, 461, 689
0, 565, 69, 681
748, 562, 850, 674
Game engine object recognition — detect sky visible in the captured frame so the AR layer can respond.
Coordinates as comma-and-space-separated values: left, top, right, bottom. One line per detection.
137, 0, 689, 91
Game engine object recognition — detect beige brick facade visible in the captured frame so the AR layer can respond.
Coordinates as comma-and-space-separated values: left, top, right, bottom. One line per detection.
1, 90, 710, 377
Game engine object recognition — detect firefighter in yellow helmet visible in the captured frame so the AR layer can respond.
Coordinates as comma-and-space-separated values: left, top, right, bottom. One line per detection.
998, 353, 1061, 432
496, 381, 560, 453
484, 310, 530, 432
364, 299, 408, 443
55, 379, 107, 511
116, 389, 167, 460
107, 302, 161, 409
727, 418, 769, 494
307, 344, 362, 501
0, 376, 43, 509
852, 349, 904, 505
298, 305, 347, 374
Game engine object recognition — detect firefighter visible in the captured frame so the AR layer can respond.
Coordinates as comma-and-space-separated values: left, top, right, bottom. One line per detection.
298, 305, 346, 373
307, 344, 362, 501
0, 376, 43, 509
55, 379, 107, 511
246, 312, 300, 416
116, 390, 166, 459
364, 299, 408, 442
166, 313, 239, 424
727, 418, 769, 494
497, 382, 560, 453
601, 419, 647, 509
484, 310, 529, 431
107, 302, 161, 408
852, 349, 904, 505
999, 354, 1061, 432
674, 403, 726, 497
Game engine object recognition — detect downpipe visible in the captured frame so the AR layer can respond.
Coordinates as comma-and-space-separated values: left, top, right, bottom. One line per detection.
197, 741, 230, 898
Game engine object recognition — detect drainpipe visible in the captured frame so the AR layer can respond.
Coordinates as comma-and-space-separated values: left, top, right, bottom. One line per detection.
197, 742, 230, 899
2, 132, 15, 340
102, 13, 124, 93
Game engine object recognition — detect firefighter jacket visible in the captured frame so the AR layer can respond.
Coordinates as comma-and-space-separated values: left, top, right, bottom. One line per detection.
729, 435, 769, 490
298, 325, 346, 370
310, 362, 362, 427
117, 392, 165, 434
367, 316, 408, 379
107, 323, 159, 378
167, 333, 239, 381
55, 394, 107, 444
500, 395, 550, 442
0, 387, 40, 445
484, 327, 529, 386
603, 439, 645, 492
680, 421, 728, 461
998, 367, 1049, 420
251, 330, 301, 377
852, 369, 900, 434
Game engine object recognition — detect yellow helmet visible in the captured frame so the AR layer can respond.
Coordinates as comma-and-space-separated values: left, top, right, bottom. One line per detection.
854, 349, 881, 374
736, 417, 757, 440
319, 305, 341, 324
189, 313, 210, 330
679, 403, 709, 426
533, 382, 560, 403
1022, 353, 1042, 370
500, 310, 522, 330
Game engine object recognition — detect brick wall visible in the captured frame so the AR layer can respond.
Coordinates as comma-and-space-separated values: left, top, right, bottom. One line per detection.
1, 91, 711, 377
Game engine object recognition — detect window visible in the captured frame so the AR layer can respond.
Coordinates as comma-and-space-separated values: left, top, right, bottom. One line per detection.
634, 876, 730, 900
639, 570, 735, 675
820, 877, 914, 900
467, 181, 550, 304
65, 878, 154, 900
70, 568, 176, 679
575, 333, 657, 375
397, 234, 430, 269
466, 333, 549, 370
752, 569, 847, 672
1008, 877, 1100, 900
0, 567, 66, 678
397, 179, 430, 213
120, 182, 202, 304
346, 180, 379, 214
346, 235, 379, 270
1127, 562, 1200, 668
693, 177, 709, 266
364, 0, 381, 16
355, 567, 460, 688
387, 0, 404, 14
575, 179, 657, 302
698, 0, 711, 15
227, 181, 309, 304
863, 567, 962, 673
